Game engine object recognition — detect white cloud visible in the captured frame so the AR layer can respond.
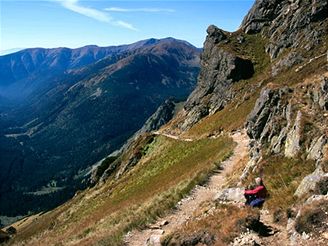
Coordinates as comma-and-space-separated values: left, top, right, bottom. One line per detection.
105, 7, 175, 13
114, 21, 138, 31
58, 0, 137, 31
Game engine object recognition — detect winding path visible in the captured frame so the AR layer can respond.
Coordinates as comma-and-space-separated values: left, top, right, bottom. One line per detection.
124, 130, 249, 245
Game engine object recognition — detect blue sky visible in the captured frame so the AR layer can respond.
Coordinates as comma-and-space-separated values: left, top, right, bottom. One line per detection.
0, 0, 254, 51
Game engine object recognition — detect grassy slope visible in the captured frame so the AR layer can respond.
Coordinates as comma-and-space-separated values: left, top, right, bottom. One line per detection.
10, 135, 234, 245
8, 21, 327, 246
163, 28, 326, 243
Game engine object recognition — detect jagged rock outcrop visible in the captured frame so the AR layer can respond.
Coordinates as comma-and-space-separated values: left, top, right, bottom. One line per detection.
246, 77, 328, 157
308, 76, 328, 111
180, 26, 254, 130
178, 0, 327, 131
242, 0, 327, 57
242, 0, 327, 76
307, 135, 327, 161
241, 0, 282, 34
243, 74, 328, 182
285, 111, 302, 158
136, 99, 175, 135
246, 87, 290, 141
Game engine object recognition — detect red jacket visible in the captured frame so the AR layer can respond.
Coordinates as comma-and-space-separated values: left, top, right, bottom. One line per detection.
244, 185, 267, 199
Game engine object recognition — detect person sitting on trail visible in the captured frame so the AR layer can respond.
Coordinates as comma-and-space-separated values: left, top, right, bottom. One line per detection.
244, 177, 267, 208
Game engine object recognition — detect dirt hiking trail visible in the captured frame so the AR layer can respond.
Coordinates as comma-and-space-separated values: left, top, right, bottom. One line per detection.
125, 130, 249, 245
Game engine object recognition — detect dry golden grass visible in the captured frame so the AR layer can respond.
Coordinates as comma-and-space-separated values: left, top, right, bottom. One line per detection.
10, 135, 234, 246
242, 155, 316, 213
161, 203, 259, 246
295, 199, 328, 235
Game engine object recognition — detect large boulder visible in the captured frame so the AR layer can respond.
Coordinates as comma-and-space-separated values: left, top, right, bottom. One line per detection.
214, 187, 246, 203
295, 165, 328, 198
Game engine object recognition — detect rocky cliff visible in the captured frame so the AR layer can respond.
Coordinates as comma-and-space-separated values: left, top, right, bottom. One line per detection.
176, 0, 327, 131
3, 0, 327, 245
179, 25, 254, 130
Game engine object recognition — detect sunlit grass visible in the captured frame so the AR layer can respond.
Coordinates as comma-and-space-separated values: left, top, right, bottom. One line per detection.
11, 135, 234, 245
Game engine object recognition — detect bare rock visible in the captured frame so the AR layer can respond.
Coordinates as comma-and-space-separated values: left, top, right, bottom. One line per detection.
294, 165, 328, 198
246, 87, 290, 141
242, 0, 327, 61
285, 111, 302, 158
180, 26, 254, 130
214, 187, 246, 203
270, 126, 288, 154
241, 0, 282, 34
146, 234, 162, 246
206, 25, 227, 44
138, 99, 176, 134
271, 52, 304, 76
307, 135, 327, 161
319, 77, 328, 110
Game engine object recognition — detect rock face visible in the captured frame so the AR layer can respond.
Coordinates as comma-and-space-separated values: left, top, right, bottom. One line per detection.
243, 74, 328, 181
138, 99, 176, 134
241, 0, 328, 77
241, 0, 282, 34
310, 76, 328, 111
241, 0, 327, 60
246, 86, 294, 159
180, 26, 254, 130
177, 0, 327, 130
246, 87, 290, 141
246, 78, 328, 157
307, 135, 327, 161
285, 111, 302, 158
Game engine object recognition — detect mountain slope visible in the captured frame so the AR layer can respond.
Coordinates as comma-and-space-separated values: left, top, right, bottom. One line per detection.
2, 0, 327, 245
0, 38, 200, 220
0, 38, 198, 100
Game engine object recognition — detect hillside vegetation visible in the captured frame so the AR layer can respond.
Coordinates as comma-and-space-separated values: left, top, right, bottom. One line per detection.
2, 0, 327, 245
7, 135, 233, 245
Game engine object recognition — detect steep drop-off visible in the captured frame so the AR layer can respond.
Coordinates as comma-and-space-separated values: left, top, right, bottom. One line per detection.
0, 38, 200, 220
2, 0, 327, 245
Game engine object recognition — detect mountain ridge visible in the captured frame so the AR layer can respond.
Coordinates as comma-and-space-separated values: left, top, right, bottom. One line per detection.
0, 37, 200, 221
1, 0, 327, 245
